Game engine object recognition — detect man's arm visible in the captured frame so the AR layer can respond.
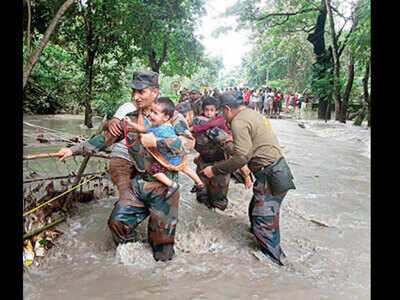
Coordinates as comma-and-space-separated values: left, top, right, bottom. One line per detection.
154, 111, 195, 157
109, 102, 137, 136
63, 121, 122, 159
192, 115, 225, 133
211, 118, 252, 176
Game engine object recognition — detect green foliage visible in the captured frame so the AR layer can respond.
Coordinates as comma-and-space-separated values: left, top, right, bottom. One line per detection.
93, 90, 130, 119
23, 0, 209, 118
218, 66, 246, 88
23, 37, 79, 113
223, 0, 370, 111
23, 0, 370, 122
348, 0, 371, 66
124, 0, 207, 76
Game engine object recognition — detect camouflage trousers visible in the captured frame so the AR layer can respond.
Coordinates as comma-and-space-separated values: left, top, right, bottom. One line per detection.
249, 174, 288, 265
109, 172, 180, 262
194, 156, 230, 211
109, 157, 137, 204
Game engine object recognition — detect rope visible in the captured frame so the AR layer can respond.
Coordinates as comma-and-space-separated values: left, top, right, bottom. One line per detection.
23, 172, 105, 217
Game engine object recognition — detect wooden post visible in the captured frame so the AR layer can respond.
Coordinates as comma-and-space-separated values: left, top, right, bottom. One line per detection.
62, 120, 107, 211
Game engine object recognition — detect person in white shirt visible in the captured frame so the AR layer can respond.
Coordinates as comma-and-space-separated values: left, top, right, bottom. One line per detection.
253, 89, 263, 113
108, 100, 137, 169
263, 88, 274, 117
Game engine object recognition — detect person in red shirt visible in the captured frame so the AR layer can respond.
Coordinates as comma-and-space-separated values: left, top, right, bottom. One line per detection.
272, 88, 280, 118
290, 93, 297, 109
243, 88, 251, 106
277, 89, 283, 114
190, 100, 231, 135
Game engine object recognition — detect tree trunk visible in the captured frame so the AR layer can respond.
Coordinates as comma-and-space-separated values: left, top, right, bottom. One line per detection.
83, 0, 99, 129
306, 4, 327, 58
84, 49, 96, 128
317, 96, 331, 120
353, 106, 366, 126
307, 2, 332, 120
23, 0, 75, 90
339, 50, 355, 123
149, 40, 168, 73
362, 62, 371, 127
324, 0, 342, 121
149, 50, 160, 73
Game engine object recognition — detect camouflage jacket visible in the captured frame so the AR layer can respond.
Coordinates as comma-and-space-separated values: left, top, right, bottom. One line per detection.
175, 99, 193, 116
191, 97, 203, 116
70, 110, 194, 174
192, 115, 234, 163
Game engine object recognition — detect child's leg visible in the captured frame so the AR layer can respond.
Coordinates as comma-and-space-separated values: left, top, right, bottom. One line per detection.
147, 161, 179, 199
182, 166, 204, 186
152, 172, 179, 199
152, 172, 173, 187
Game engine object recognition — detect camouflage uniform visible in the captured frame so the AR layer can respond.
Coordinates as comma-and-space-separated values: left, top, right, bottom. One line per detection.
189, 90, 203, 116
191, 98, 203, 116
110, 171, 180, 261
212, 95, 296, 265
175, 99, 194, 127
250, 157, 294, 265
192, 116, 235, 211
70, 108, 194, 261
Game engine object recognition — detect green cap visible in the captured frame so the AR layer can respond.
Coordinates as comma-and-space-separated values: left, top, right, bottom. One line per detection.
127, 70, 159, 89
218, 93, 243, 108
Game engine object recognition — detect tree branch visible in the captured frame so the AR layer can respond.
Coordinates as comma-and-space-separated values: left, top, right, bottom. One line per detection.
256, 8, 319, 22
337, 13, 358, 58
23, 0, 76, 90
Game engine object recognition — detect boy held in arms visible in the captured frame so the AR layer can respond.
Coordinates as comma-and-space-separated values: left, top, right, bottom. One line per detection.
190, 97, 252, 189
124, 97, 205, 198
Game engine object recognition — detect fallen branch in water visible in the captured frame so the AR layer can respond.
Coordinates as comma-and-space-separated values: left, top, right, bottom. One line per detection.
23, 152, 110, 160
35, 134, 86, 145
23, 215, 67, 240
285, 207, 332, 228
309, 219, 330, 227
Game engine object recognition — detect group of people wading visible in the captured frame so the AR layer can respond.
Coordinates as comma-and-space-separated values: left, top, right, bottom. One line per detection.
57, 70, 296, 266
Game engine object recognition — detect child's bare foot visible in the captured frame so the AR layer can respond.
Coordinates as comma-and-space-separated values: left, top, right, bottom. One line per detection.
166, 181, 180, 199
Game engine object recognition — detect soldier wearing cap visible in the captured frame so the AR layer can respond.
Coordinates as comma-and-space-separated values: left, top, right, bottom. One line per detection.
189, 90, 203, 116
57, 70, 195, 262
200, 94, 296, 266
178, 90, 189, 103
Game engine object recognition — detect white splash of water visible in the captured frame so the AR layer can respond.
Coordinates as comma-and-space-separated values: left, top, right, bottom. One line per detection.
115, 242, 154, 266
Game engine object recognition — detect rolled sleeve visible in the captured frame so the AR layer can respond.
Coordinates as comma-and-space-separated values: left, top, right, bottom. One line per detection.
212, 118, 252, 175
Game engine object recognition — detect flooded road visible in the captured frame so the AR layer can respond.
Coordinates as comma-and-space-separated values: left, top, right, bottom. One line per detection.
23, 113, 370, 300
